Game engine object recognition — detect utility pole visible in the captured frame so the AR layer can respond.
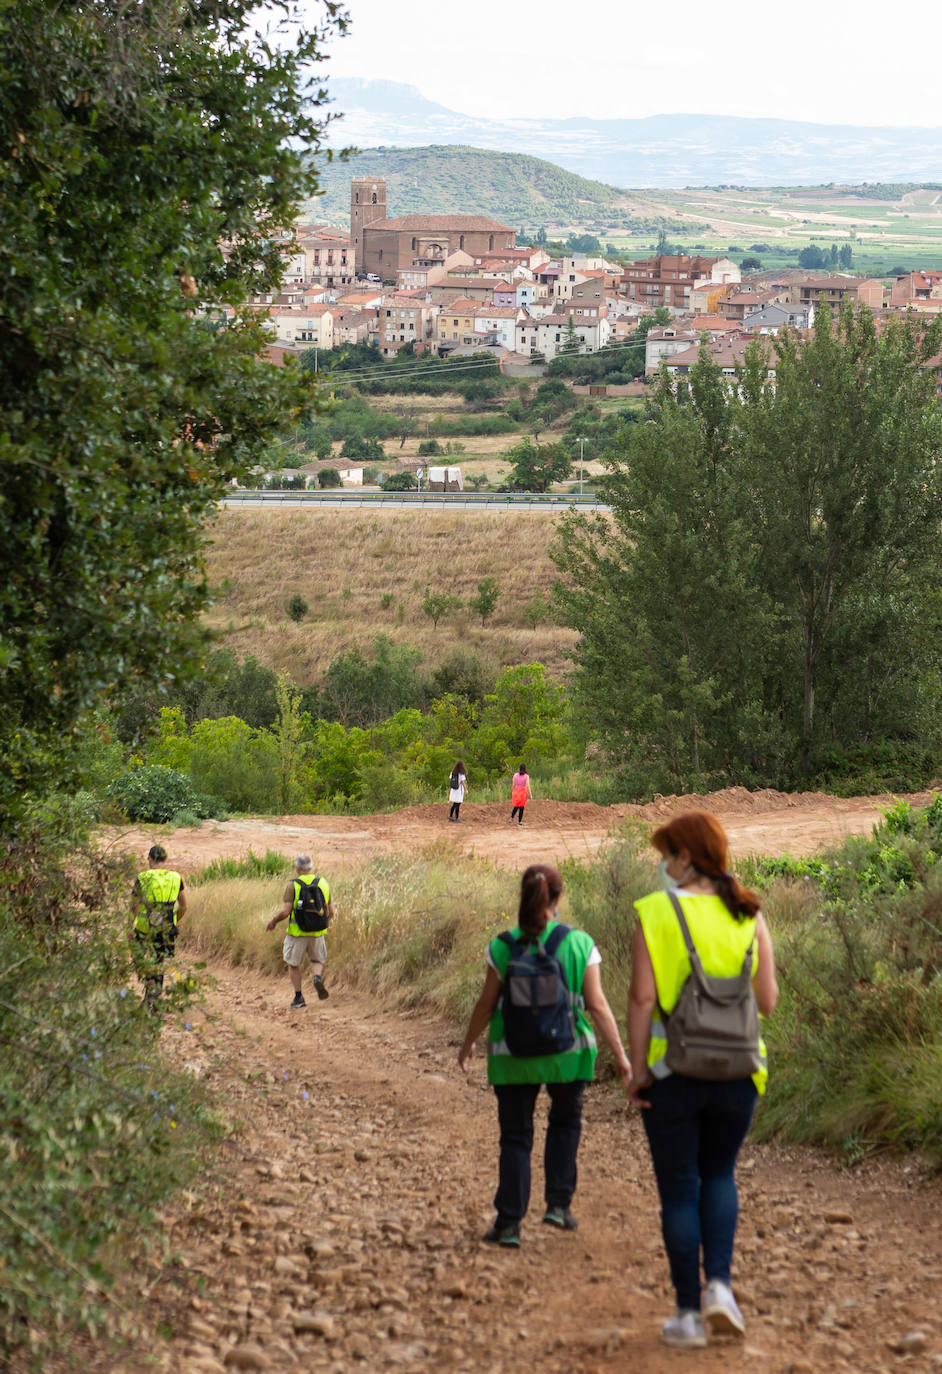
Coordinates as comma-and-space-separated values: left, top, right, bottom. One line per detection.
575, 436, 587, 495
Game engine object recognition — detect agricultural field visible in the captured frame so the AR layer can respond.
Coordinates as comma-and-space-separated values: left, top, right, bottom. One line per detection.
596, 185, 942, 274
204, 506, 582, 681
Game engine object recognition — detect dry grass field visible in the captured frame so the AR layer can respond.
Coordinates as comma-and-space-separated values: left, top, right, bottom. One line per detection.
203, 507, 586, 682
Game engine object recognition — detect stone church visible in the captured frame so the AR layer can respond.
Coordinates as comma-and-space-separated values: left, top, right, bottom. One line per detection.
351, 178, 515, 280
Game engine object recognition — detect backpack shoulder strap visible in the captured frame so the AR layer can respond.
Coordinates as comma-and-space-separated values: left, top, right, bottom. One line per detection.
497, 931, 517, 953
543, 922, 571, 958
666, 891, 696, 952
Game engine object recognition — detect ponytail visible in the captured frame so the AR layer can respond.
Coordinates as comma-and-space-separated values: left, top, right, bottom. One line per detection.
651, 811, 760, 922
518, 863, 563, 941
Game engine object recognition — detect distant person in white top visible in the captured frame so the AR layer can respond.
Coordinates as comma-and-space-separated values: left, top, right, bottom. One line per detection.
448, 760, 468, 823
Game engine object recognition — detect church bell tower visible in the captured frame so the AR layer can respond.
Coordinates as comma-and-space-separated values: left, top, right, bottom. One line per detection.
350, 179, 387, 273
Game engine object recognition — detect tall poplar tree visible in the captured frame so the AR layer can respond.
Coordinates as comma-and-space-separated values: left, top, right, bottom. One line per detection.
553, 302, 942, 792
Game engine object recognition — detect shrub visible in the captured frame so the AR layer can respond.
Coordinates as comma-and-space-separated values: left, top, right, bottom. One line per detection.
417, 438, 443, 456
106, 765, 225, 822
0, 829, 218, 1361
318, 467, 342, 488
287, 593, 308, 622
380, 471, 417, 491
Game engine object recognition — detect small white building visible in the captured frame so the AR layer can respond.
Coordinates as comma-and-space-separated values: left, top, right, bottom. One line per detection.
426, 466, 463, 492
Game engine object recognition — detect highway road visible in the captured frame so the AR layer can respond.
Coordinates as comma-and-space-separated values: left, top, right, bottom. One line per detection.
221, 491, 608, 511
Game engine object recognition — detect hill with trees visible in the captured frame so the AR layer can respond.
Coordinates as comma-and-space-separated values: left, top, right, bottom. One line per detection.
304, 144, 694, 232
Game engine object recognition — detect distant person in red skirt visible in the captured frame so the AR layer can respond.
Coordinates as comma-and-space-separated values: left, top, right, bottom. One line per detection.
510, 764, 532, 825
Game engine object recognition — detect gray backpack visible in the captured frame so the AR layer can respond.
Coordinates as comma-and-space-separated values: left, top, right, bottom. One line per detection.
663, 891, 761, 1081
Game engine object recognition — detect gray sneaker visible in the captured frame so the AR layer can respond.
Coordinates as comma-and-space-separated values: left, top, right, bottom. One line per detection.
660, 1310, 707, 1348
704, 1279, 745, 1336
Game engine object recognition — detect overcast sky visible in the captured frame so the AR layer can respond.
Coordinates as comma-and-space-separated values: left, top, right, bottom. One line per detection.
301, 0, 942, 128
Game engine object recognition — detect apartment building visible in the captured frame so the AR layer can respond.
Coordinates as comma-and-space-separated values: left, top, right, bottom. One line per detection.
622, 254, 740, 312
378, 298, 438, 357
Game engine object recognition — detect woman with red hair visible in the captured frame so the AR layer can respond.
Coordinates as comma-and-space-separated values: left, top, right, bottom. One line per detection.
627, 811, 778, 1349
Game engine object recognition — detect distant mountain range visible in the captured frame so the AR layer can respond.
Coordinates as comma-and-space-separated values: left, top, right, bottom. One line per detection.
323, 78, 942, 189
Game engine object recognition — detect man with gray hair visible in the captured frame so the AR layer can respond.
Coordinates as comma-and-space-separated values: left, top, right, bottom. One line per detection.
267, 853, 332, 1008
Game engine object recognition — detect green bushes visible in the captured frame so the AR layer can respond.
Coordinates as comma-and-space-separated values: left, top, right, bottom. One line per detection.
0, 829, 219, 1361
106, 765, 226, 823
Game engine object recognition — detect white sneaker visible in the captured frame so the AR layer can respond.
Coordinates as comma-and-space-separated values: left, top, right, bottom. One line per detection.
704, 1279, 745, 1336
661, 1310, 707, 1348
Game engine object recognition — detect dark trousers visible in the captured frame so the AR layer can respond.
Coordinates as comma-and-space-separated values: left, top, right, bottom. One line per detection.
510, 805, 525, 823
641, 1074, 757, 1310
134, 928, 175, 1001
493, 1080, 586, 1223
449, 801, 461, 820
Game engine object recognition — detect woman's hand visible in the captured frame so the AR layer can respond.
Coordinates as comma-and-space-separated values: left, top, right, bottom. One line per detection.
625, 1070, 654, 1108
458, 1042, 474, 1075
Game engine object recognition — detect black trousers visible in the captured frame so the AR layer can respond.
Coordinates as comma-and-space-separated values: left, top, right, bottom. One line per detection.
510, 805, 525, 822
449, 801, 461, 819
493, 1080, 586, 1223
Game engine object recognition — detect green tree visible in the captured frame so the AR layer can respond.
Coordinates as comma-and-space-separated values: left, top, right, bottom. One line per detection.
559, 316, 581, 356
798, 244, 826, 269
381, 471, 418, 491
310, 429, 334, 461
504, 437, 572, 492
740, 256, 762, 272
839, 243, 854, 269
318, 467, 342, 488
553, 304, 942, 790
469, 577, 500, 626
422, 586, 463, 629
475, 665, 570, 774
287, 594, 309, 622
274, 675, 306, 812
321, 635, 423, 728
0, 0, 345, 824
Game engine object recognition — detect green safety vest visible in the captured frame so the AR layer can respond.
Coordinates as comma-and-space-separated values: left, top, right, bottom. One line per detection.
134, 868, 183, 936
287, 875, 330, 938
486, 920, 598, 1085
635, 890, 768, 1094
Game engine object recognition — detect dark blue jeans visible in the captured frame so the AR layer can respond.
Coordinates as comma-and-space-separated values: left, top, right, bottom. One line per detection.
493, 1080, 585, 1223
641, 1074, 757, 1310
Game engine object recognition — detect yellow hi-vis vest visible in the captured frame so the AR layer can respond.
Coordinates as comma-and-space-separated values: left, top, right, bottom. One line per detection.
134, 868, 183, 936
635, 889, 768, 1095
287, 875, 330, 938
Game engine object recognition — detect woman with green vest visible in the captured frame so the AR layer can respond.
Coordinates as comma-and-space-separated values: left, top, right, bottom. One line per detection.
458, 863, 631, 1247
627, 811, 779, 1349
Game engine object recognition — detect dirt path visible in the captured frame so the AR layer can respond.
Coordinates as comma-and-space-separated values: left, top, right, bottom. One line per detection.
69, 964, 941, 1374
100, 787, 937, 877
73, 788, 942, 1373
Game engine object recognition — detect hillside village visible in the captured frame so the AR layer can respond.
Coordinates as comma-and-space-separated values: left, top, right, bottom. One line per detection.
238, 175, 942, 479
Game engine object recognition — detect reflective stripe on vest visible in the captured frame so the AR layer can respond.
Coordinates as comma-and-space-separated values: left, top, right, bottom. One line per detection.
135, 869, 182, 935
637, 890, 768, 1095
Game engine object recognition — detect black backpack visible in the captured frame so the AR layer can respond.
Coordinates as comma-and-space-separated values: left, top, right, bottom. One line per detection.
498, 924, 575, 1057
450, 767, 462, 790
293, 878, 328, 933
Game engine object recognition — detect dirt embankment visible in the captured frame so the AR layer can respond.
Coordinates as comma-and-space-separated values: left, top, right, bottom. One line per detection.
99, 787, 937, 877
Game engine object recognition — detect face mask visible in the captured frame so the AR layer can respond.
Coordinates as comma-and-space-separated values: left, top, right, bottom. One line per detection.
656, 859, 678, 891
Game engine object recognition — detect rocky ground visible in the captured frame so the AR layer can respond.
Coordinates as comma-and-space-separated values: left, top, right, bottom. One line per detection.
56, 961, 941, 1374
57, 789, 942, 1373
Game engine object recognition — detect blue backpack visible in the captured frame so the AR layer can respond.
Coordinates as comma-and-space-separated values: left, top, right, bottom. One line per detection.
498, 924, 575, 1057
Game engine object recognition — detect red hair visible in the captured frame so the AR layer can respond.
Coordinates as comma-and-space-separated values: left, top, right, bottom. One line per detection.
651, 810, 759, 920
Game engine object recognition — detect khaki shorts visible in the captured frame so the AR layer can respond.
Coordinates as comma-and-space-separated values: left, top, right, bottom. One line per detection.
282, 933, 327, 967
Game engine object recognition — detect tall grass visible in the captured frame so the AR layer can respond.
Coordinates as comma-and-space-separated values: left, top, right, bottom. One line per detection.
203, 508, 584, 682
184, 799, 942, 1164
